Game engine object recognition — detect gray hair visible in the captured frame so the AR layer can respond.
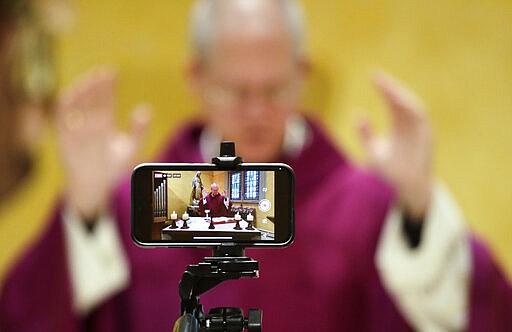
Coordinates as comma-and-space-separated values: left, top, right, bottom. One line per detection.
189, 0, 306, 63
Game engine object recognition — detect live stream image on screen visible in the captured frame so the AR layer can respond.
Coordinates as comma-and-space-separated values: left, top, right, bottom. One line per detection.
152, 170, 275, 241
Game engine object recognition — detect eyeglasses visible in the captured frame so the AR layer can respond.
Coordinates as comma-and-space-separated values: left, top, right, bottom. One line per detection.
202, 80, 301, 109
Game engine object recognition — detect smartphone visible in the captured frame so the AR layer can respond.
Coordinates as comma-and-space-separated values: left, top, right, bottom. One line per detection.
131, 163, 295, 247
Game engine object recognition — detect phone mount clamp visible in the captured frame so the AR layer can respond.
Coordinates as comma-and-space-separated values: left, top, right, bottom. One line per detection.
172, 142, 262, 332
211, 141, 244, 168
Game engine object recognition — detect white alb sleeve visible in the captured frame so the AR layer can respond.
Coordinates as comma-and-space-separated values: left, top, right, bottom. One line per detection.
62, 207, 130, 316
375, 183, 471, 332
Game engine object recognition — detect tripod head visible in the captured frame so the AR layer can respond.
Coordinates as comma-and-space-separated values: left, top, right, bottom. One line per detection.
173, 245, 262, 332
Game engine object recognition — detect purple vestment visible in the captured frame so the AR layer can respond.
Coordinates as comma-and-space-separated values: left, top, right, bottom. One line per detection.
1, 118, 511, 331
199, 192, 231, 217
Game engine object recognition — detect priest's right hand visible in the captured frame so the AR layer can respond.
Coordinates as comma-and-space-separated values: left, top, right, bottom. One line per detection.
56, 68, 151, 220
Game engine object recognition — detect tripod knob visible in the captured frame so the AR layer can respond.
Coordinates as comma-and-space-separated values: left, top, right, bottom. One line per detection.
206, 307, 244, 331
246, 309, 262, 332
205, 307, 262, 332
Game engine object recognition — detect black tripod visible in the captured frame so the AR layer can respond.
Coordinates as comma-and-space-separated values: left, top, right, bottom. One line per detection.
173, 246, 262, 332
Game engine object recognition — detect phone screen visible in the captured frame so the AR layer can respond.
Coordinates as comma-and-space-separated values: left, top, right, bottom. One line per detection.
131, 163, 294, 247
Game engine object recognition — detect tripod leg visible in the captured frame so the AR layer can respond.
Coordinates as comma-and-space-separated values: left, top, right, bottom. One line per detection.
247, 309, 262, 332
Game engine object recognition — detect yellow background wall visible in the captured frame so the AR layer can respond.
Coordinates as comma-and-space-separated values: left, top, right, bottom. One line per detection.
1, 0, 511, 284
166, 171, 203, 219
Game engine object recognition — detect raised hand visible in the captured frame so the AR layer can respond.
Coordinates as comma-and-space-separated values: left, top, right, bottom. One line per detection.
357, 70, 432, 220
56, 68, 151, 219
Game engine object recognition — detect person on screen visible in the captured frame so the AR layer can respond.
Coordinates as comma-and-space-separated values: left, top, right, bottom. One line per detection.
199, 183, 231, 217
1, 0, 511, 331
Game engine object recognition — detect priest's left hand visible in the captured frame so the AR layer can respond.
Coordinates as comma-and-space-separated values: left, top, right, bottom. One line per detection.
357, 70, 433, 220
